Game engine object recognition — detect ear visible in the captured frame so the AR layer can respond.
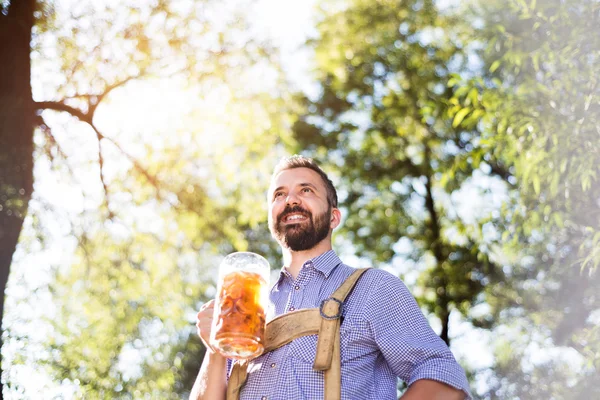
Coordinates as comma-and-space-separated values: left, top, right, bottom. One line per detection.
330, 207, 342, 230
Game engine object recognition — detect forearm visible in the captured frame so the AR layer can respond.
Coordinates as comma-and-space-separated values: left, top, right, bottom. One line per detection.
189, 351, 228, 400
400, 379, 465, 400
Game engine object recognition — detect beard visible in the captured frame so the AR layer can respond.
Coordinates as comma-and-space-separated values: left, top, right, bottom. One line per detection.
270, 205, 331, 251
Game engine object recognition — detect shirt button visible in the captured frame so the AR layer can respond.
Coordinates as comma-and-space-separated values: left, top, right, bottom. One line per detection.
289, 306, 295, 311
261, 397, 267, 400
270, 362, 276, 368
294, 285, 300, 290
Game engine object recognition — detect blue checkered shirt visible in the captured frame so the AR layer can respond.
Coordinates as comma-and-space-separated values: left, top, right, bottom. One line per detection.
227, 250, 472, 400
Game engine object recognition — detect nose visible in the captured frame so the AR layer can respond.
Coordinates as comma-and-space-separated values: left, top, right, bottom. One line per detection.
286, 192, 301, 206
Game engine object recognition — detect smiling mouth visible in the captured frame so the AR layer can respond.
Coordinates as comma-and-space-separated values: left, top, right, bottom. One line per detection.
282, 213, 308, 224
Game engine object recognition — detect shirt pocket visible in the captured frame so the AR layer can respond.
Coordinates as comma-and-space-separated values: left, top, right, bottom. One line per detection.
286, 318, 373, 364
286, 334, 324, 399
340, 318, 375, 362
287, 333, 319, 363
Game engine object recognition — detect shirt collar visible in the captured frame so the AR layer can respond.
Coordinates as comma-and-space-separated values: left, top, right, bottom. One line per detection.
309, 249, 342, 278
275, 249, 342, 286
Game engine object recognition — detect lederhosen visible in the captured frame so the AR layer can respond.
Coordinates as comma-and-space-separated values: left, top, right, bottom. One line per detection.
227, 268, 370, 400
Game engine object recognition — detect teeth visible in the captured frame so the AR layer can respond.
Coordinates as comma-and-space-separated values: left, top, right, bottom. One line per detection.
286, 214, 305, 221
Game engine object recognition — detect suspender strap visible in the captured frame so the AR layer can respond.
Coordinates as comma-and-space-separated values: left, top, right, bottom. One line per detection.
226, 309, 322, 400
227, 360, 248, 400
313, 268, 369, 371
316, 268, 369, 400
324, 327, 341, 400
264, 308, 322, 352
226, 267, 370, 400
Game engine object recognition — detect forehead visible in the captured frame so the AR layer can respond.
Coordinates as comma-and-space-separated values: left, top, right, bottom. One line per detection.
270, 167, 324, 191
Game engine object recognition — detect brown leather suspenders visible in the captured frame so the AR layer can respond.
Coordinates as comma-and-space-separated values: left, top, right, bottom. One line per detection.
227, 268, 370, 400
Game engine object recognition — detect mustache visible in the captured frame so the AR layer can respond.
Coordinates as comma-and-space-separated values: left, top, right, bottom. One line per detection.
278, 205, 311, 224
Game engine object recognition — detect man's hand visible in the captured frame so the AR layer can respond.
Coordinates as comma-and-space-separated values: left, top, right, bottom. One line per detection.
195, 299, 217, 352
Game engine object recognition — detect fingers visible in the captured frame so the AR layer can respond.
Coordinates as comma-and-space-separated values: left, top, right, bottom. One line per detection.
196, 301, 214, 327
196, 300, 217, 351
197, 299, 215, 315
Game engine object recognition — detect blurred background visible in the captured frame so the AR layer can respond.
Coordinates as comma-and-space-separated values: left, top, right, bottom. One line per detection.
0, 0, 598, 398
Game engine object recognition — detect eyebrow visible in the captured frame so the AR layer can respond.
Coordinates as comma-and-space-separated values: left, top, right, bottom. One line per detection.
272, 182, 319, 194
299, 183, 318, 190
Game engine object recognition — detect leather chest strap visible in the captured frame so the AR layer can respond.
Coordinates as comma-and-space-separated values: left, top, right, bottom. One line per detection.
313, 267, 370, 371
315, 268, 369, 400
227, 309, 322, 400
226, 267, 370, 400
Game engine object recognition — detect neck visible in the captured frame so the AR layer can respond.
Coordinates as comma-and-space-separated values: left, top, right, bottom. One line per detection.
282, 238, 333, 280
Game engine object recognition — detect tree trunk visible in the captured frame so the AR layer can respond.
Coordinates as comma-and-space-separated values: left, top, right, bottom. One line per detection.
423, 145, 452, 347
0, 1, 36, 397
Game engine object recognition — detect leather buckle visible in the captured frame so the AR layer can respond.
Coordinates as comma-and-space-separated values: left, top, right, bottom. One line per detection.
319, 297, 343, 320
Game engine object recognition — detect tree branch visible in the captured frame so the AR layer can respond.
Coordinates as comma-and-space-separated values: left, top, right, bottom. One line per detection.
35, 101, 91, 124
488, 161, 513, 183
35, 114, 74, 173
87, 123, 114, 219
35, 101, 113, 215
90, 74, 142, 116
34, 98, 167, 213
64, 41, 105, 89
451, 133, 516, 186
98, 134, 163, 198
36, 72, 142, 121
423, 143, 452, 346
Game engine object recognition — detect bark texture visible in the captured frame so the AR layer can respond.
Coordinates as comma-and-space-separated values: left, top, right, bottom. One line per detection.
0, 1, 36, 397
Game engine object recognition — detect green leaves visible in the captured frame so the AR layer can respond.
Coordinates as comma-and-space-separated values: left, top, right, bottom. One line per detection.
292, 0, 509, 352
467, 0, 600, 397
3, 0, 293, 397
489, 60, 501, 73
452, 107, 471, 128
291, 0, 600, 397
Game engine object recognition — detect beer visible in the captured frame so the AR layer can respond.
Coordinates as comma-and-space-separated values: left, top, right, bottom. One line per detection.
210, 252, 269, 360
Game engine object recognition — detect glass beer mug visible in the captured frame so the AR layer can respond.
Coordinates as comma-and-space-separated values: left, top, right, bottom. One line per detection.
210, 252, 270, 360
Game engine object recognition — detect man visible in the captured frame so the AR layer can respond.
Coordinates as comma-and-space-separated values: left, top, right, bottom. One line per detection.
191, 155, 472, 400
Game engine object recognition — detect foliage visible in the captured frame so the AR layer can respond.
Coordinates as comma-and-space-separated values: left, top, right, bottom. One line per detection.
291, 0, 509, 348
2, 0, 291, 397
44, 233, 203, 399
457, 0, 600, 272
454, 0, 600, 398
5, 102, 287, 398
4, 0, 598, 398
291, 0, 599, 398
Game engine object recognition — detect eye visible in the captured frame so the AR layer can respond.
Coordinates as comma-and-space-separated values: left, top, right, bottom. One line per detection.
301, 187, 312, 193
274, 191, 285, 199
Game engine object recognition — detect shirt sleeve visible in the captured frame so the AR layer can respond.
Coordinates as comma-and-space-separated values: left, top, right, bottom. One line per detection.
363, 269, 472, 400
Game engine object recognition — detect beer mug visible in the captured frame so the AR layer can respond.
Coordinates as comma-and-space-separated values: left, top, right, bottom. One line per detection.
210, 252, 270, 359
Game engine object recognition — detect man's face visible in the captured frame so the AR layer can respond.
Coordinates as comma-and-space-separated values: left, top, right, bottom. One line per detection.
268, 167, 335, 251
